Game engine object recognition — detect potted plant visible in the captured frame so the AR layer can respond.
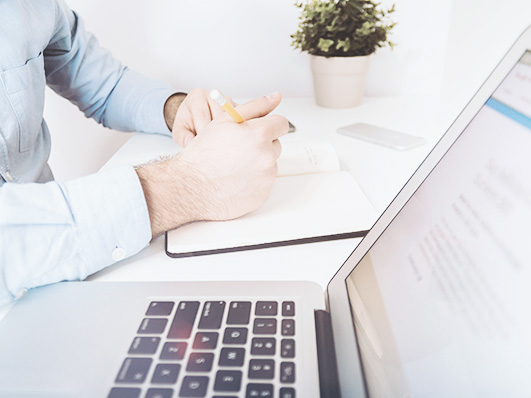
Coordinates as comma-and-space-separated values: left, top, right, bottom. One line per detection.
291, 0, 396, 108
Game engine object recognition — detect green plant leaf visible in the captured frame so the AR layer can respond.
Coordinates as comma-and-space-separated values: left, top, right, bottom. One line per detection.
317, 38, 335, 53
291, 0, 397, 57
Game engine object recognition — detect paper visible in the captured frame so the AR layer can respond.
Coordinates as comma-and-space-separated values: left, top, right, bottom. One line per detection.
166, 170, 378, 257
277, 140, 340, 176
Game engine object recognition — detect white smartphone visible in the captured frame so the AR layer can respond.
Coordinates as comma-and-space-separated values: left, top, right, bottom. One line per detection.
337, 122, 426, 151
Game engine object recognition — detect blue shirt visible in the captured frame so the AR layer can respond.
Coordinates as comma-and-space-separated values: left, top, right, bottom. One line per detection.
0, 0, 176, 306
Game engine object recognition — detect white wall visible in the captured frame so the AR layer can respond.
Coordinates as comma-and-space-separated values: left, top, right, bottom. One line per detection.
44, 0, 531, 181
443, 0, 531, 112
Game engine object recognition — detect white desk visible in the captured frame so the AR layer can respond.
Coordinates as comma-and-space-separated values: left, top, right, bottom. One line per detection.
0, 96, 454, 323
86, 96, 455, 290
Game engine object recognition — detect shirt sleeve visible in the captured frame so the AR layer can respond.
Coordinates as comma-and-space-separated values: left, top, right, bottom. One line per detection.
43, 0, 175, 136
0, 165, 152, 307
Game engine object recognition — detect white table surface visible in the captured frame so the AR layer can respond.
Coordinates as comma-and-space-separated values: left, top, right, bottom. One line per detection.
0, 96, 455, 322
87, 96, 455, 289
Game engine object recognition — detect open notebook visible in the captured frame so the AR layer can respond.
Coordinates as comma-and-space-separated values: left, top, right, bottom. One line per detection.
166, 139, 379, 257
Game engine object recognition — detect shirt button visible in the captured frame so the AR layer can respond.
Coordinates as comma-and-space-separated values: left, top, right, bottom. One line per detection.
112, 247, 126, 262
15, 288, 28, 299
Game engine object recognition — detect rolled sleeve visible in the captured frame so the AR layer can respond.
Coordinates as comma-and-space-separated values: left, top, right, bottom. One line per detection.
44, 0, 175, 136
104, 69, 175, 136
0, 165, 152, 307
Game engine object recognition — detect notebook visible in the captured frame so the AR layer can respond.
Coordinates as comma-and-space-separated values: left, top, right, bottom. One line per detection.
165, 139, 378, 258
0, 25, 530, 398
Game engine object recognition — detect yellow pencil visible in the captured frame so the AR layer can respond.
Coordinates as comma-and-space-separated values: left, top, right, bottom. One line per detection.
210, 89, 245, 123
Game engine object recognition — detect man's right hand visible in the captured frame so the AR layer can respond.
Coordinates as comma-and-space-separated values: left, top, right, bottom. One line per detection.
136, 92, 288, 238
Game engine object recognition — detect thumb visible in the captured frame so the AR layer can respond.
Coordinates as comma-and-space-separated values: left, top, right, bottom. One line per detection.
172, 128, 196, 148
182, 131, 195, 147
234, 92, 282, 121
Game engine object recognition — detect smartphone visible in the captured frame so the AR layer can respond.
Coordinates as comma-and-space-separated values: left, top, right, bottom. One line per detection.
337, 122, 426, 151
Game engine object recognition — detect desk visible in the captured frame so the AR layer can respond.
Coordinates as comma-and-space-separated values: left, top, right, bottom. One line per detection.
0, 96, 454, 322
86, 96, 455, 290
0, 96, 454, 324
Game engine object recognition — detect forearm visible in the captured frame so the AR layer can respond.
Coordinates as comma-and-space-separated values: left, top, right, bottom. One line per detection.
164, 92, 188, 131
45, 3, 176, 135
135, 154, 210, 237
102, 69, 176, 134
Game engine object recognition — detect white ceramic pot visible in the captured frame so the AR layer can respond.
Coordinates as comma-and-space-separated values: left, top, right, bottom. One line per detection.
310, 54, 371, 108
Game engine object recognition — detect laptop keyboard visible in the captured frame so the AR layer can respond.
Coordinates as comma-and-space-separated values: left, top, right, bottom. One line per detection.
108, 300, 297, 398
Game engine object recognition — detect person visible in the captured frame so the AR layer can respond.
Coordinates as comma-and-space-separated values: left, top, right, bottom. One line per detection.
0, 0, 288, 306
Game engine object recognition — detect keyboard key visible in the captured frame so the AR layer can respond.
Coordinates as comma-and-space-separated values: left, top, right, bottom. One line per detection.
146, 301, 174, 316
160, 342, 187, 360
223, 328, 248, 345
138, 318, 168, 334
193, 332, 219, 349
227, 302, 251, 325
213, 396, 238, 398
281, 319, 295, 336
282, 301, 295, 317
246, 383, 273, 398
146, 388, 173, 398
108, 387, 141, 398
151, 363, 181, 384
281, 339, 295, 358
168, 301, 200, 339
115, 358, 152, 384
214, 370, 242, 392
218, 347, 245, 367
179, 376, 209, 397
280, 387, 296, 398
255, 301, 278, 316
248, 359, 274, 380
198, 301, 226, 330
253, 318, 277, 335
250, 338, 276, 356
187, 352, 214, 372
280, 362, 296, 383
128, 336, 160, 355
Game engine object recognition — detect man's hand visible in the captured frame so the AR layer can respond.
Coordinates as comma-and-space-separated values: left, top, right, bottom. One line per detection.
137, 92, 288, 237
168, 88, 238, 148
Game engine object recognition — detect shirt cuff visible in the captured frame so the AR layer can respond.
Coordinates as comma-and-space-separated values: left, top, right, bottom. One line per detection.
0, 165, 152, 306
62, 164, 152, 278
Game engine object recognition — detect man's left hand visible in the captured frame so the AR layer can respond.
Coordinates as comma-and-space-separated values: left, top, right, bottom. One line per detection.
164, 88, 237, 148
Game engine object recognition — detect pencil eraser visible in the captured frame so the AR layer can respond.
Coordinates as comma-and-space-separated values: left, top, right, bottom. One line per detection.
210, 89, 225, 106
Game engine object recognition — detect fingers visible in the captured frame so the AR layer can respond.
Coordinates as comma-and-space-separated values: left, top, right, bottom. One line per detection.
246, 114, 289, 141
188, 92, 214, 133
226, 96, 238, 108
172, 89, 285, 148
234, 92, 282, 121
172, 88, 220, 147
172, 114, 197, 147
172, 123, 191, 147
182, 131, 196, 148
272, 139, 282, 160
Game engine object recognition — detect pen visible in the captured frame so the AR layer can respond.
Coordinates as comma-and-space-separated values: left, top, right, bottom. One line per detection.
210, 89, 245, 123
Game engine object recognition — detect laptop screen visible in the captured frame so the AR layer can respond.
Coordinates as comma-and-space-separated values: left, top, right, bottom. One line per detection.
346, 51, 531, 397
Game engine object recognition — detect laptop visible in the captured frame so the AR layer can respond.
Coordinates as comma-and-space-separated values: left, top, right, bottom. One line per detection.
1, 26, 531, 398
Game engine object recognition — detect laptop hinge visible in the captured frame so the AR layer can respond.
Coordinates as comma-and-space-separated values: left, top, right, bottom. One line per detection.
314, 309, 341, 398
